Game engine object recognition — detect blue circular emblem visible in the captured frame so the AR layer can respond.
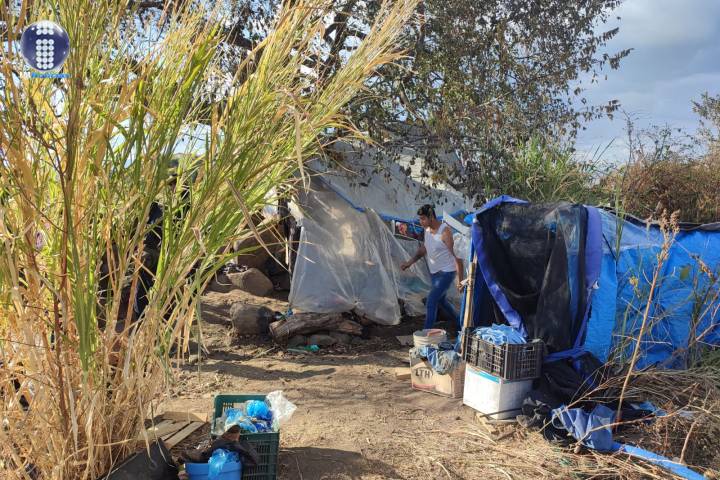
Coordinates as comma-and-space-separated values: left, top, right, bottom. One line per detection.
20, 21, 70, 72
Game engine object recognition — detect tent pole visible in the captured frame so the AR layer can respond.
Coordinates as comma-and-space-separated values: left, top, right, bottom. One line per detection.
459, 254, 477, 356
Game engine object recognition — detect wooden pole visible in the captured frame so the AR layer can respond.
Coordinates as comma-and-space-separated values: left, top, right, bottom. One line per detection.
459, 255, 477, 356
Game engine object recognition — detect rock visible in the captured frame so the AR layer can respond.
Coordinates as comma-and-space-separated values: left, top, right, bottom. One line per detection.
227, 268, 274, 297
287, 335, 307, 348
205, 273, 236, 294
229, 303, 273, 335
200, 290, 259, 324
307, 334, 337, 347
233, 227, 284, 270
328, 331, 351, 344
350, 335, 364, 345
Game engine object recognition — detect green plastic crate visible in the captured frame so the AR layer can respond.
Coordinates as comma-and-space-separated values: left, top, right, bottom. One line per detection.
213, 394, 279, 480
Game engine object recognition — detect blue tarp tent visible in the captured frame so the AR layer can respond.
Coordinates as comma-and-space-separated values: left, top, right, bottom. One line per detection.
586, 209, 720, 368
462, 197, 720, 368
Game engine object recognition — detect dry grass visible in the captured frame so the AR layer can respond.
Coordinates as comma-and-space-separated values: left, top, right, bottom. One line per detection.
603, 153, 720, 225
392, 366, 720, 479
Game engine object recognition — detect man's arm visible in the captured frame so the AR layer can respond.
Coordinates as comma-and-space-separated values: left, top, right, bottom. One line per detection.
401, 244, 426, 271
441, 227, 464, 288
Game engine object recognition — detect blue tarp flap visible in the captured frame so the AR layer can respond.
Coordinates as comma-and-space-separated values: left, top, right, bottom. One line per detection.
615, 443, 705, 480
573, 206, 603, 350
468, 196, 529, 336
584, 210, 720, 368
551, 404, 616, 452
463, 195, 527, 225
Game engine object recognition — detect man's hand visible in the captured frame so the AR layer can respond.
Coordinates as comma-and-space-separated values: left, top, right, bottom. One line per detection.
402, 246, 425, 271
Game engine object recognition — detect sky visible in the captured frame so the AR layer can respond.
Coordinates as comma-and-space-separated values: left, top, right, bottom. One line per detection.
574, 0, 720, 162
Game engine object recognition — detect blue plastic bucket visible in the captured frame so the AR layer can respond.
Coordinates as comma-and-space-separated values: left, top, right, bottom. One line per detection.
185, 460, 242, 480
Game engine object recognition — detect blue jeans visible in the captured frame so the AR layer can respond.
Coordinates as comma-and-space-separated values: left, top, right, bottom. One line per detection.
425, 271, 459, 329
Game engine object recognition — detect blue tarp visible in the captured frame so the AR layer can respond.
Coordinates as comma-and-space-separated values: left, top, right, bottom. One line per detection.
463, 197, 720, 369
585, 209, 720, 368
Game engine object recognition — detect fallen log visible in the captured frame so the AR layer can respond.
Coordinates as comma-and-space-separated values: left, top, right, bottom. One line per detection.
269, 313, 363, 342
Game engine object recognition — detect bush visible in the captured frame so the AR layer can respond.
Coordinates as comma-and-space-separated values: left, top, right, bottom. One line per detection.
461, 137, 604, 205
608, 155, 720, 224
504, 137, 605, 204
600, 120, 720, 224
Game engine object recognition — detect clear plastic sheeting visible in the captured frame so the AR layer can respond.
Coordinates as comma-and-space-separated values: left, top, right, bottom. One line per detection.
394, 238, 432, 316
289, 180, 468, 324
290, 184, 403, 324
308, 142, 473, 223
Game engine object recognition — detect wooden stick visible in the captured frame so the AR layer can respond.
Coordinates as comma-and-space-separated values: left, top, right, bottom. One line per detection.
459, 256, 477, 356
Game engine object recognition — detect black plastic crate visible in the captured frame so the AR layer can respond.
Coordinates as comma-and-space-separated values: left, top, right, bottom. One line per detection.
213, 394, 279, 480
464, 336, 543, 380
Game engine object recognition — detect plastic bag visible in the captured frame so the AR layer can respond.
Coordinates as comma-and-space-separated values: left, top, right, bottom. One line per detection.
223, 408, 244, 428
252, 419, 272, 432
245, 400, 272, 422
266, 391, 296, 431
207, 449, 239, 479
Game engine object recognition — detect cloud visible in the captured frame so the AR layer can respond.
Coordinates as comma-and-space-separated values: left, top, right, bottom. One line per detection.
575, 0, 720, 162
613, 0, 720, 48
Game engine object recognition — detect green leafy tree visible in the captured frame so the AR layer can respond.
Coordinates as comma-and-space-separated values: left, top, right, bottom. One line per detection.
102, 0, 630, 197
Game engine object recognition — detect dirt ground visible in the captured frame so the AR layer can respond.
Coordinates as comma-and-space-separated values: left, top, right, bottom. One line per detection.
159, 308, 550, 480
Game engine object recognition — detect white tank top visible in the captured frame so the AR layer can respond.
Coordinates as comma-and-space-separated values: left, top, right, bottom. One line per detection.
424, 223, 457, 274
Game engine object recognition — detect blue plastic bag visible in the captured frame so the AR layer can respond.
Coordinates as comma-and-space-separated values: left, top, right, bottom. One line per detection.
224, 408, 258, 433
235, 418, 258, 433
252, 419, 271, 432
246, 400, 272, 422
207, 449, 240, 479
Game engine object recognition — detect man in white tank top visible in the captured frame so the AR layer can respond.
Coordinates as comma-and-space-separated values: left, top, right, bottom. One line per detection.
401, 205, 465, 329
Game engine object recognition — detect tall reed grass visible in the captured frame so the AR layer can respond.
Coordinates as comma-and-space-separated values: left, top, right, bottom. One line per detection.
0, 0, 417, 477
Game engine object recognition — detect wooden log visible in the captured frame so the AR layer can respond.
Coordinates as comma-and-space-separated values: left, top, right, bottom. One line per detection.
269, 313, 363, 342
335, 319, 365, 336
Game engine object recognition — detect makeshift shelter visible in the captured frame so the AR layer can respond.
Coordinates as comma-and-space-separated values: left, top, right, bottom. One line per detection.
288, 143, 473, 325
462, 196, 720, 368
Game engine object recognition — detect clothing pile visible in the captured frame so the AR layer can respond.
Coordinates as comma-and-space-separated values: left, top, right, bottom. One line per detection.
411, 341, 459, 375
473, 324, 526, 345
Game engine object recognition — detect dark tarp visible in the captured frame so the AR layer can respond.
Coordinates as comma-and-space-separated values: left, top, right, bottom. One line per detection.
471, 202, 592, 353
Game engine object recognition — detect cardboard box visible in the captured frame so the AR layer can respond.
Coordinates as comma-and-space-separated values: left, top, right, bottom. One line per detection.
410, 353, 465, 398
463, 364, 532, 419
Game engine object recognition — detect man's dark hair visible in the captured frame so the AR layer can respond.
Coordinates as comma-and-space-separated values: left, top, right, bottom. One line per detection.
417, 204, 436, 218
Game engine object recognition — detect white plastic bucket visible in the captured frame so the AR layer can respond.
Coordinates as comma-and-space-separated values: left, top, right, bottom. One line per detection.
413, 329, 448, 348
